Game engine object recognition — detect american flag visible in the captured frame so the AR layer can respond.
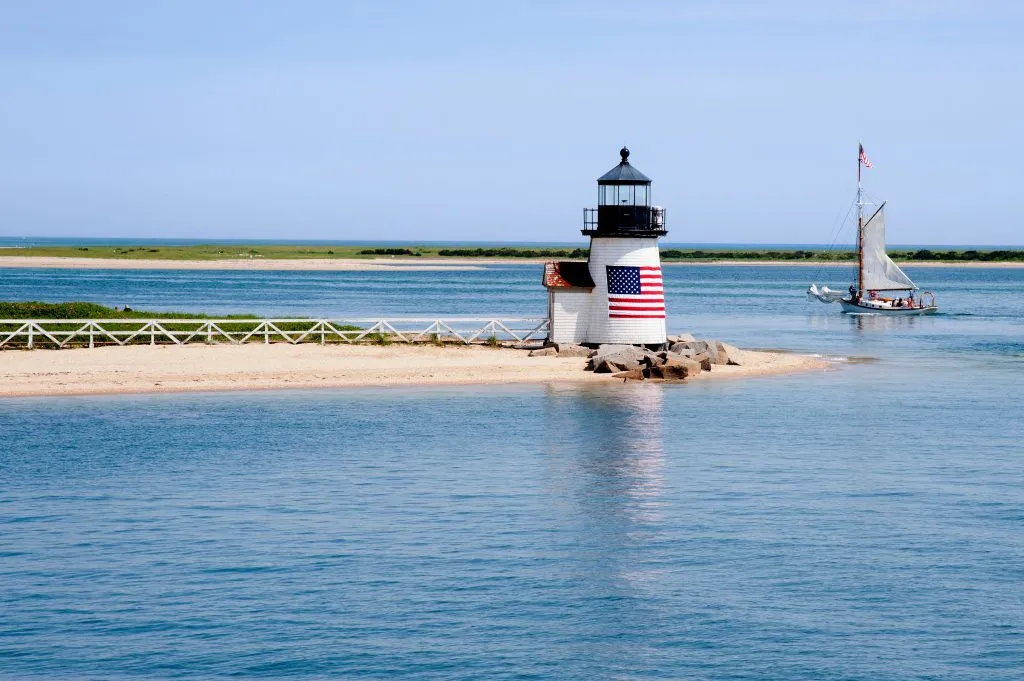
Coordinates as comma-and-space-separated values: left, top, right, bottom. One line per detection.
606, 265, 665, 319
859, 144, 872, 168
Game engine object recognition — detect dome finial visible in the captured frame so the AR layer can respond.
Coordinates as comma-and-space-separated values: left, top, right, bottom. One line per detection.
619, 146, 630, 164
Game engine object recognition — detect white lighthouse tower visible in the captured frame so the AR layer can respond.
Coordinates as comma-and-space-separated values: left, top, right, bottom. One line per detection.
544, 147, 667, 346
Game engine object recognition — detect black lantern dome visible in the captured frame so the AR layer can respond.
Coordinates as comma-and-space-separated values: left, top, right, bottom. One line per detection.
582, 147, 666, 237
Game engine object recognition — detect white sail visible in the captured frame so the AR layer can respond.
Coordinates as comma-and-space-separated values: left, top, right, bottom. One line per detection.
807, 284, 846, 303
861, 203, 916, 291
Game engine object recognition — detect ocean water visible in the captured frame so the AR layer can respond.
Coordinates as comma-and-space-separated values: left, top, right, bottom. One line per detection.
2, 264, 1023, 679
3, 263, 1023, 360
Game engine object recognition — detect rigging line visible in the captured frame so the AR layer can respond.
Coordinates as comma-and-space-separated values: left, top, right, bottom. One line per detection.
811, 191, 858, 283
824, 192, 858, 251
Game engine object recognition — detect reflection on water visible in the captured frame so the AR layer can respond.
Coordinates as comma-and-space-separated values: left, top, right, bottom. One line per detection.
545, 382, 666, 519
850, 313, 927, 333
543, 383, 667, 594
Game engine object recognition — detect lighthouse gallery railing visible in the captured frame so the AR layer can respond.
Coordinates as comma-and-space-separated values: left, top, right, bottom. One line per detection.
0, 318, 550, 350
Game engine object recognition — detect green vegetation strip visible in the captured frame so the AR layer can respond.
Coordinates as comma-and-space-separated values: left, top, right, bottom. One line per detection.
0, 301, 256, 320
0, 302, 363, 350
4, 244, 1022, 262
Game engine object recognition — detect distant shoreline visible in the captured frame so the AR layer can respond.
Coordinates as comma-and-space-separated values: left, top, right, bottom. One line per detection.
0, 255, 1021, 271
0, 256, 487, 271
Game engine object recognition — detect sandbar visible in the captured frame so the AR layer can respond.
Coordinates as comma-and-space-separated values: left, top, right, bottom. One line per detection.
0, 256, 486, 271
0, 344, 829, 398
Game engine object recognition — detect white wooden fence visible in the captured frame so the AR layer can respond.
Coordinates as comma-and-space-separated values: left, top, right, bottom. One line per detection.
0, 318, 550, 350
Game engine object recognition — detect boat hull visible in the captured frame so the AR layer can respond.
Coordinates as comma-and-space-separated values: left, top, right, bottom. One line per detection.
839, 300, 937, 315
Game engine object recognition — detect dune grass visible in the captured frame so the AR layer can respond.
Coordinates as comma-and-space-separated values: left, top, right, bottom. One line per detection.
0, 302, 363, 349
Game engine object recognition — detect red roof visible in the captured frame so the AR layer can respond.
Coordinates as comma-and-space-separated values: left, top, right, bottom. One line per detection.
543, 261, 595, 289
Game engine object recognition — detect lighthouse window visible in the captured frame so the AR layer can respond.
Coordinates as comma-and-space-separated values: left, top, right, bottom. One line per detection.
635, 185, 649, 206
600, 185, 618, 205
600, 184, 650, 206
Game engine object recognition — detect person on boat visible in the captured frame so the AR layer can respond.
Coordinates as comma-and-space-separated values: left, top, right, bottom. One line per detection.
908, 290, 916, 307
849, 284, 860, 304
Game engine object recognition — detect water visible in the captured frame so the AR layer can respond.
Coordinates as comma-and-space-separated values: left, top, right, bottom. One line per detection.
3, 263, 1023, 359
2, 264, 1023, 679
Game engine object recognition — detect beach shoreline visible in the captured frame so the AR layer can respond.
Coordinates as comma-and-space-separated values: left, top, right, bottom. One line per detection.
0, 343, 830, 398
0, 255, 1021, 270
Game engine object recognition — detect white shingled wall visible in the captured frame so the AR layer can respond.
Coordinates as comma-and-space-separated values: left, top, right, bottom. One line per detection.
585, 237, 666, 345
549, 290, 591, 344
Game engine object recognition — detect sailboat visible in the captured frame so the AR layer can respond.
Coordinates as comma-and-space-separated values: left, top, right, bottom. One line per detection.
808, 144, 937, 315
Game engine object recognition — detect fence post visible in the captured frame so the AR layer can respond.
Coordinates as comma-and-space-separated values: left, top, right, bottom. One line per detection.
150, 323, 155, 346
320, 322, 325, 346
207, 323, 212, 344
264, 323, 269, 344
89, 324, 94, 349
28, 324, 34, 349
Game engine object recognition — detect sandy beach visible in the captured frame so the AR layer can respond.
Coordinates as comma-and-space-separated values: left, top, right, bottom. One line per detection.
0, 343, 828, 397
0, 255, 1020, 270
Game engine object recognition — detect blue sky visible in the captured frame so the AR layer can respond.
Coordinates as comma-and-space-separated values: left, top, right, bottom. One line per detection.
1, 1, 1021, 245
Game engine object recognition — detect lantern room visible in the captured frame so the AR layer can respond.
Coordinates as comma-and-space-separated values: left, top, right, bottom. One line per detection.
583, 147, 667, 237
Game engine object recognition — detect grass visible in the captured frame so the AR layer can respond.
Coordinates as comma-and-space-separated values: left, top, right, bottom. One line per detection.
4, 244, 1022, 263
0, 301, 256, 320
0, 302, 364, 350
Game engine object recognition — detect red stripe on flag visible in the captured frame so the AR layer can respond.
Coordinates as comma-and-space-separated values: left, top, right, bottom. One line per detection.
609, 306, 665, 311
610, 314, 666, 319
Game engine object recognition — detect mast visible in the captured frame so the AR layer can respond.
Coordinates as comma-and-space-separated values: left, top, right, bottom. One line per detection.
857, 142, 864, 295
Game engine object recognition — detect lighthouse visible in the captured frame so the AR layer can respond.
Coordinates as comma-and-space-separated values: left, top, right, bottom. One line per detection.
544, 147, 667, 346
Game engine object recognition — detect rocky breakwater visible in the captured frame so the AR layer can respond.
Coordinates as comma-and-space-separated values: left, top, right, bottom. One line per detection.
528, 334, 747, 382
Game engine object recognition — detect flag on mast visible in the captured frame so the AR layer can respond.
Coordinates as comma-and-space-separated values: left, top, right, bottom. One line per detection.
859, 144, 872, 168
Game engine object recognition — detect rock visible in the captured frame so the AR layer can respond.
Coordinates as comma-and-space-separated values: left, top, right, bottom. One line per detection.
661, 350, 691, 364
672, 340, 710, 354
664, 356, 702, 377
667, 332, 696, 344
554, 343, 592, 358
659, 363, 690, 379
703, 342, 719, 364
642, 364, 663, 379
668, 344, 696, 358
593, 343, 633, 355
719, 342, 744, 366
613, 369, 645, 381
595, 357, 641, 373
670, 341, 712, 356
609, 354, 645, 371
587, 345, 651, 372
528, 347, 557, 357
703, 340, 722, 365
703, 340, 738, 366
